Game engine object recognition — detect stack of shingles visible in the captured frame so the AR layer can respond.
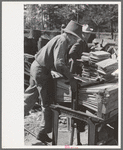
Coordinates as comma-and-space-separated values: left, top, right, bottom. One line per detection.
78, 82, 118, 118
96, 58, 118, 82
81, 51, 111, 79
81, 52, 90, 78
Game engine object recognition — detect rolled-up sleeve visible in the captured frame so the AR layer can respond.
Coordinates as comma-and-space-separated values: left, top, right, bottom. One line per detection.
53, 38, 74, 80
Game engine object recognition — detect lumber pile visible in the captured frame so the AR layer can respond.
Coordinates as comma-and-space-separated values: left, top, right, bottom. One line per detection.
81, 51, 111, 80
55, 78, 118, 119
55, 50, 118, 119
90, 51, 110, 63
80, 51, 118, 82
78, 82, 118, 119
96, 58, 118, 82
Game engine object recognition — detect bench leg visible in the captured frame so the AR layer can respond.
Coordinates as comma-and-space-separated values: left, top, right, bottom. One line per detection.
76, 123, 82, 145
70, 118, 75, 145
114, 116, 118, 143
52, 110, 59, 145
88, 118, 97, 145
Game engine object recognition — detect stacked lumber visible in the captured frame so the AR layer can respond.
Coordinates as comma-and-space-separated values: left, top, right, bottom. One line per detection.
81, 52, 94, 79
89, 51, 110, 64
96, 58, 118, 82
96, 58, 118, 75
78, 82, 118, 118
81, 51, 110, 80
81, 52, 90, 62
55, 78, 118, 119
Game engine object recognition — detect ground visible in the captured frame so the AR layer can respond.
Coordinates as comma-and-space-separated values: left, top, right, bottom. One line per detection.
24, 105, 118, 146
24, 108, 88, 146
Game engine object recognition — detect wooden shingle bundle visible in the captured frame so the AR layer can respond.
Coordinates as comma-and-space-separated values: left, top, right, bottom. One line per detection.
81, 51, 111, 80
89, 51, 110, 63
96, 58, 118, 75
55, 78, 118, 120
78, 82, 118, 119
96, 58, 118, 82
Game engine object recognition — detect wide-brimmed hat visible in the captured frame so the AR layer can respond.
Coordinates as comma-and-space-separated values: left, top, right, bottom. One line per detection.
82, 24, 93, 33
63, 20, 83, 39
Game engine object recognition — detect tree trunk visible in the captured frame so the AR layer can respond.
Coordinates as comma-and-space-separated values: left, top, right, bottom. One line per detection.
97, 27, 100, 38
111, 20, 113, 39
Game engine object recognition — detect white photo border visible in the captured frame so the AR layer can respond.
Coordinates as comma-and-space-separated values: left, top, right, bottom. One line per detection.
2, 1, 121, 149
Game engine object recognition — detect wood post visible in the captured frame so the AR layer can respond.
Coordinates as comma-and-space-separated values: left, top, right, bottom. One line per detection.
52, 110, 59, 145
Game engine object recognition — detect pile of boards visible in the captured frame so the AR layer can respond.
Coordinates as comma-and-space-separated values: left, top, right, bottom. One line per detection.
52, 50, 118, 120
55, 78, 118, 119
81, 51, 118, 82
78, 82, 118, 119
96, 58, 118, 81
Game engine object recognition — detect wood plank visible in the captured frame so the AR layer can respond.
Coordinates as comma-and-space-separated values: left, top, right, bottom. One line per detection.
81, 103, 97, 112
83, 102, 98, 108
96, 58, 118, 70
56, 78, 118, 119
102, 100, 118, 114
52, 110, 59, 145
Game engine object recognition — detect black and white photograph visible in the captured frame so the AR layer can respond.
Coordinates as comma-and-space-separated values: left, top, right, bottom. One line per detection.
2, 1, 121, 148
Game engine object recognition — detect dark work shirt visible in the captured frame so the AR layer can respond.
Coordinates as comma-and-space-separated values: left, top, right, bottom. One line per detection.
35, 33, 74, 80
68, 39, 89, 75
69, 40, 89, 61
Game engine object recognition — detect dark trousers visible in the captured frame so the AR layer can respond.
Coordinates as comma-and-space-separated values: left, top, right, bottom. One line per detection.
24, 60, 54, 134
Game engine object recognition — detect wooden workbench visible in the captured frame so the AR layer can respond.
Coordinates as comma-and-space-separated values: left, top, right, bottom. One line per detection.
50, 77, 118, 145
50, 104, 118, 145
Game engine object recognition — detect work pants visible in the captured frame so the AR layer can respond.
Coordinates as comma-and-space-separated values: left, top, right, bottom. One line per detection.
24, 60, 54, 134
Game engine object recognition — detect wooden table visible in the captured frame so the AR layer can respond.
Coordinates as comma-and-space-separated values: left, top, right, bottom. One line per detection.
50, 104, 118, 145
51, 77, 118, 145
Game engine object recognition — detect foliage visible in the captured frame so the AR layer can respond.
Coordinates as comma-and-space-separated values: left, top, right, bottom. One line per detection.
82, 4, 118, 32
24, 4, 118, 32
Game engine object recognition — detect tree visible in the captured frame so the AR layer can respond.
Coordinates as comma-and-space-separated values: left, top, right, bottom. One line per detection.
24, 4, 118, 32
24, 4, 43, 30
81, 4, 118, 33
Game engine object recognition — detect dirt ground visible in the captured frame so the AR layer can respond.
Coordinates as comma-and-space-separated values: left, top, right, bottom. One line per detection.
24, 105, 118, 147
24, 109, 88, 146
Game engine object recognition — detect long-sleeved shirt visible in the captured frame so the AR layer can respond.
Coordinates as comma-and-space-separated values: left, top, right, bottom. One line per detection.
68, 39, 90, 74
35, 33, 74, 80
69, 39, 89, 61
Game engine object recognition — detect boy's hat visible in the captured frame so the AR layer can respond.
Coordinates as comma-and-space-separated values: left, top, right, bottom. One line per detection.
82, 24, 93, 33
